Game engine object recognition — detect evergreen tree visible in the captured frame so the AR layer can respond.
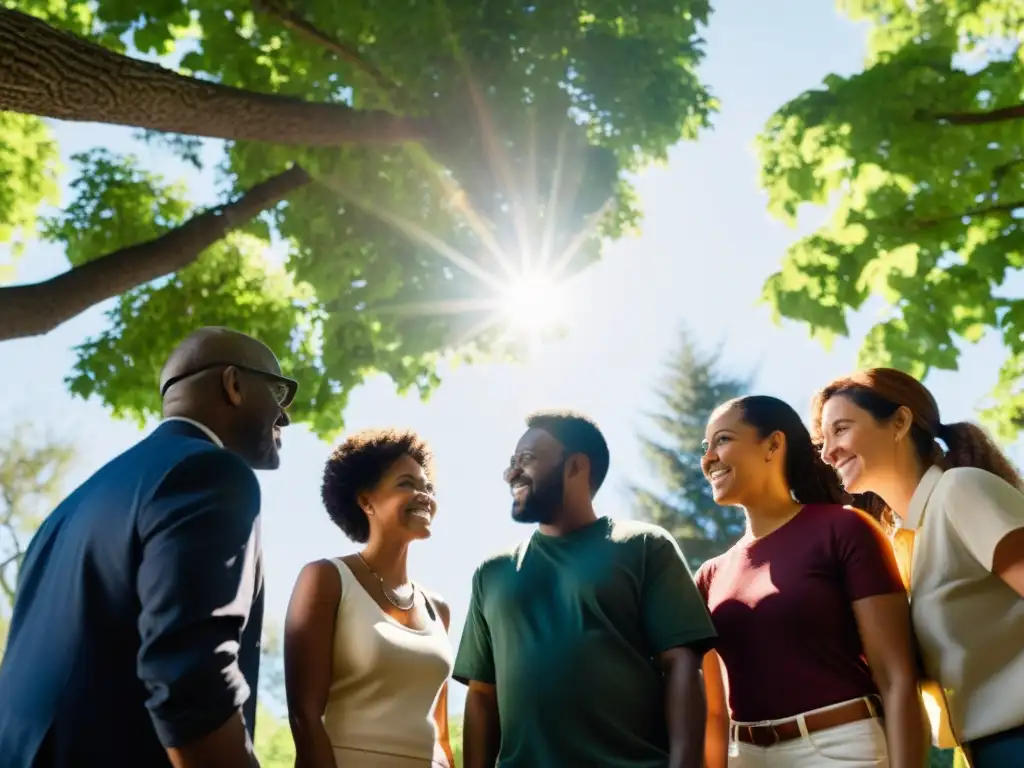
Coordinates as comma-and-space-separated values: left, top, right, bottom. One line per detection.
631, 331, 750, 568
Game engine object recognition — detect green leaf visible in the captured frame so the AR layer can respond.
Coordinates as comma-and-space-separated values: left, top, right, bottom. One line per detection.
40, 148, 192, 267
67, 232, 346, 437
6, 0, 718, 435
0, 113, 60, 256
757, 3, 1024, 436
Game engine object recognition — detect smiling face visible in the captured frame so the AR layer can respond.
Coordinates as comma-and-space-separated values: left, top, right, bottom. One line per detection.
505, 427, 567, 525
359, 453, 437, 541
701, 404, 781, 507
818, 394, 906, 494
232, 365, 291, 471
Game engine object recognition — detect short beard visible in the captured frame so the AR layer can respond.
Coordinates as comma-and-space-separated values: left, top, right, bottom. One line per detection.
511, 465, 564, 525
236, 416, 279, 470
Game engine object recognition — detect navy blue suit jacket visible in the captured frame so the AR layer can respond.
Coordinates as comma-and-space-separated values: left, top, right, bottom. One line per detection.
0, 420, 265, 767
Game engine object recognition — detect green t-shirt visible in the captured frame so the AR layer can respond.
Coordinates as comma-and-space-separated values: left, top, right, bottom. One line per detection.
453, 517, 717, 767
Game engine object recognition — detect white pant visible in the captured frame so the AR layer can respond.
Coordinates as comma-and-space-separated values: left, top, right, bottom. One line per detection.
729, 706, 889, 767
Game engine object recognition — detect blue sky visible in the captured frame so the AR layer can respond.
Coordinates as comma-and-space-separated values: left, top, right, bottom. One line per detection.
2, 1, 1019, 714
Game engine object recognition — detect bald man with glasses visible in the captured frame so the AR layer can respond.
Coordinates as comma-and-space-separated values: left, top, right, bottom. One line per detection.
0, 327, 297, 768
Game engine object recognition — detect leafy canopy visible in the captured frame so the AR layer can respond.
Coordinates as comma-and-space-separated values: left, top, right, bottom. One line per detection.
8, 0, 715, 437
757, 0, 1024, 439
0, 112, 60, 272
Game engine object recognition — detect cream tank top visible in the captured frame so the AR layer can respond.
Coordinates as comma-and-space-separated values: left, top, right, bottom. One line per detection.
323, 558, 454, 767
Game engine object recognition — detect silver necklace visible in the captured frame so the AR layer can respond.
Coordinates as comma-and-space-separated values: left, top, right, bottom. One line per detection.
357, 553, 416, 611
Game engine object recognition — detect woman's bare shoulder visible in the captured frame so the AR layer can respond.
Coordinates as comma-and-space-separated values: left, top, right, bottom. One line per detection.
291, 557, 345, 600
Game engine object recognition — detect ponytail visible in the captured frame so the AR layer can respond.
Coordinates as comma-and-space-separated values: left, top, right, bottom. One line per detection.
786, 434, 850, 506
940, 421, 1024, 490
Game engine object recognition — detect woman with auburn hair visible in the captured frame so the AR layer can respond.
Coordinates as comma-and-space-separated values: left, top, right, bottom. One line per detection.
814, 367, 1024, 767
697, 395, 923, 768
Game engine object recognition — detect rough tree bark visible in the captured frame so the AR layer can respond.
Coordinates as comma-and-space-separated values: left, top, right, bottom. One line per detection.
0, 165, 312, 341
0, 8, 428, 145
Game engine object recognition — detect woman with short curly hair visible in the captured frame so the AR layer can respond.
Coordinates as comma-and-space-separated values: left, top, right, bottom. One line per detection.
283, 428, 454, 767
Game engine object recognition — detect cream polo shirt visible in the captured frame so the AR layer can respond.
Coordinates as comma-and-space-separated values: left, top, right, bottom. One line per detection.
904, 464, 1024, 743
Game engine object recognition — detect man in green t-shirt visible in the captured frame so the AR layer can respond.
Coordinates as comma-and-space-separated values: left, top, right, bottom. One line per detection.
454, 410, 717, 768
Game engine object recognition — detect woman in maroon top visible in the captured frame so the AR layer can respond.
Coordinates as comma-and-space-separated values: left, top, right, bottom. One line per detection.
696, 395, 924, 768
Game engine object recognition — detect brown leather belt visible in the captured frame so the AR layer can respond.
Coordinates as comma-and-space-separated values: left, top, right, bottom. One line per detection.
734, 697, 881, 747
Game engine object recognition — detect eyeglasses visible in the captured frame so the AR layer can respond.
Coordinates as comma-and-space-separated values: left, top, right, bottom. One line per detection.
504, 449, 566, 479
160, 362, 298, 408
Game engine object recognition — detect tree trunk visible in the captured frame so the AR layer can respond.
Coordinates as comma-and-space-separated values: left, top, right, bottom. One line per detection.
0, 165, 311, 341
0, 8, 428, 145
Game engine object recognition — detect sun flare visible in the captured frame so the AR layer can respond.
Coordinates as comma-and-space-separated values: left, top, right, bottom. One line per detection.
317, 108, 608, 354
500, 271, 563, 333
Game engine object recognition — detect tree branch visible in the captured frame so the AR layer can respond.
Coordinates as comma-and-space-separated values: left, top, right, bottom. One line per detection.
253, 0, 399, 96
908, 199, 1024, 229
0, 164, 312, 340
0, 565, 13, 605
0, 8, 428, 145
0, 521, 18, 604
991, 158, 1024, 190
0, 495, 13, 527
0, 552, 19, 574
922, 103, 1024, 126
